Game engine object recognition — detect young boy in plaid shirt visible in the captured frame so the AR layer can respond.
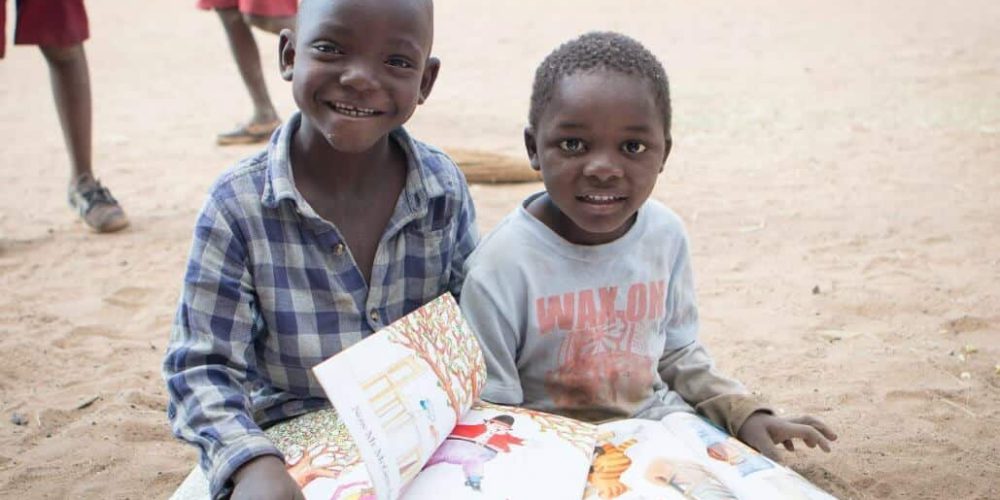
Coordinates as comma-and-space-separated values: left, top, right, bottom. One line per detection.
162, 0, 477, 497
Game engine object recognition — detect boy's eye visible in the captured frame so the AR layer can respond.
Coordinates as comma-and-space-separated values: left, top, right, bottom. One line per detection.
386, 57, 415, 69
622, 141, 647, 154
313, 42, 344, 55
559, 139, 586, 153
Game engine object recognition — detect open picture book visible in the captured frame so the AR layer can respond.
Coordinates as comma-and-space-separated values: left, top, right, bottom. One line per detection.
259, 294, 837, 500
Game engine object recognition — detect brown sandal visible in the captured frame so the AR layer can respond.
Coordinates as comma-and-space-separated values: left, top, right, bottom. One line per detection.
216, 119, 281, 146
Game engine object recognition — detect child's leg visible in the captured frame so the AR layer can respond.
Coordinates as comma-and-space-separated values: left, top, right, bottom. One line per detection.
243, 14, 294, 36
214, 7, 279, 143
39, 43, 91, 183
40, 43, 128, 232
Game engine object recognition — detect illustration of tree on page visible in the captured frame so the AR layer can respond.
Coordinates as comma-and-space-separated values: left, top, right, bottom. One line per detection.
273, 293, 598, 499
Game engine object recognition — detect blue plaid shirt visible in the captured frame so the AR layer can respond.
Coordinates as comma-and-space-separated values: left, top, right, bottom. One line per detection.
163, 113, 478, 498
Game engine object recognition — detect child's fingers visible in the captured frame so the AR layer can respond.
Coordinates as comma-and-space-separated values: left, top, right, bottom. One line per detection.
797, 425, 831, 452
774, 423, 831, 453
818, 439, 831, 452
791, 415, 838, 441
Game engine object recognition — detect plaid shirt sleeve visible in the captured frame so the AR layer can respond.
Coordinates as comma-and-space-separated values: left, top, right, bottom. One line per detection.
162, 195, 281, 499
447, 173, 479, 300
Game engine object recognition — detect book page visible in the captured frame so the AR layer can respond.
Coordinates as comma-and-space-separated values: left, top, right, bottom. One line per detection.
589, 413, 837, 499
265, 409, 375, 499
311, 294, 487, 499
403, 401, 598, 500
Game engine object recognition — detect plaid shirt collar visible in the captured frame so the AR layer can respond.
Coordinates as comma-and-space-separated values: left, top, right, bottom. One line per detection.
260, 112, 446, 233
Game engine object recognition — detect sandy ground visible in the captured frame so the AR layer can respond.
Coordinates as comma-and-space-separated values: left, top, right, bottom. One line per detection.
1, 0, 998, 498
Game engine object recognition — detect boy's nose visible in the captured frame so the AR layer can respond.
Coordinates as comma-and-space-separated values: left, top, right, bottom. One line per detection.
339, 63, 379, 93
582, 154, 623, 182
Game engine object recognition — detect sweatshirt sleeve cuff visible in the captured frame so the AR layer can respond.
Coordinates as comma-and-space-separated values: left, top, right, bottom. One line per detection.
694, 393, 774, 436
207, 433, 284, 500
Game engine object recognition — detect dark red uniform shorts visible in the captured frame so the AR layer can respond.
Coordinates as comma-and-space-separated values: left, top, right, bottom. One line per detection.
196, 0, 297, 18
1, 0, 90, 59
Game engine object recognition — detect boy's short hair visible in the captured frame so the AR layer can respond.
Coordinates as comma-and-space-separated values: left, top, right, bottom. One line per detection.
528, 31, 672, 140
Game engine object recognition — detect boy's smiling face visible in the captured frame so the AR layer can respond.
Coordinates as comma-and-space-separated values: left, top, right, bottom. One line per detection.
280, 0, 438, 154
525, 70, 670, 245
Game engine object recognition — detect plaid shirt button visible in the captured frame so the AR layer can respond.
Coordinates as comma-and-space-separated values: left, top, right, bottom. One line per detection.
333, 243, 345, 255
369, 310, 380, 323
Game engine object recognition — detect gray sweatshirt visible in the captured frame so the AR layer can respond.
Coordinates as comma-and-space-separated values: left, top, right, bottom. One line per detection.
460, 196, 769, 435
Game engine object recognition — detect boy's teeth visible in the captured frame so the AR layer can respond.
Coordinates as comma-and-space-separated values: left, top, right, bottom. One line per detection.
582, 194, 623, 202
332, 103, 377, 117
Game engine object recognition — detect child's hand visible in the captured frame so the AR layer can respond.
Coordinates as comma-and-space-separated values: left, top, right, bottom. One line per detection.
232, 455, 304, 500
736, 412, 837, 462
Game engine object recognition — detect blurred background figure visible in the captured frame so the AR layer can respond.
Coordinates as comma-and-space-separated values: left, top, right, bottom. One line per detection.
198, 0, 296, 145
1, 0, 129, 233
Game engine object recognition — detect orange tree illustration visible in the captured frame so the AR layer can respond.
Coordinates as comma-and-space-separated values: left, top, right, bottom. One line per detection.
387, 296, 486, 420
285, 440, 364, 487
268, 409, 363, 488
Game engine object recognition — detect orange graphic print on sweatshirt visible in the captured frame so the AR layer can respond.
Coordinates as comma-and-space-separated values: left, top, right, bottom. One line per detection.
534, 280, 667, 416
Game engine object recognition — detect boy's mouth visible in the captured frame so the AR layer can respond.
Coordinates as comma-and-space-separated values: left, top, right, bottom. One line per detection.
328, 101, 382, 118
577, 193, 627, 204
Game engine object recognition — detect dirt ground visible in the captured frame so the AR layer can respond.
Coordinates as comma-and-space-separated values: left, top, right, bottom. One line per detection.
1, 0, 998, 498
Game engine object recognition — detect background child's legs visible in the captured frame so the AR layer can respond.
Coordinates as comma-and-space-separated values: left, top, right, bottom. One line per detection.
242, 14, 294, 36
13, 0, 127, 232
1, 0, 8, 59
200, 0, 296, 144
42, 42, 128, 233
214, 7, 280, 129
39, 44, 92, 185
15, 0, 93, 184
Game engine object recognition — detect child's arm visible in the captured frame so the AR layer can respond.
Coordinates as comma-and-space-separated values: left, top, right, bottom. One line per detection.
658, 342, 769, 435
659, 318, 837, 461
162, 197, 284, 499
459, 269, 524, 406
656, 228, 772, 435
445, 178, 479, 300
658, 227, 836, 459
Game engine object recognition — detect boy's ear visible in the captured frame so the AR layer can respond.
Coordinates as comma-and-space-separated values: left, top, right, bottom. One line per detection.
417, 57, 441, 104
659, 137, 673, 172
524, 127, 541, 171
279, 29, 296, 81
